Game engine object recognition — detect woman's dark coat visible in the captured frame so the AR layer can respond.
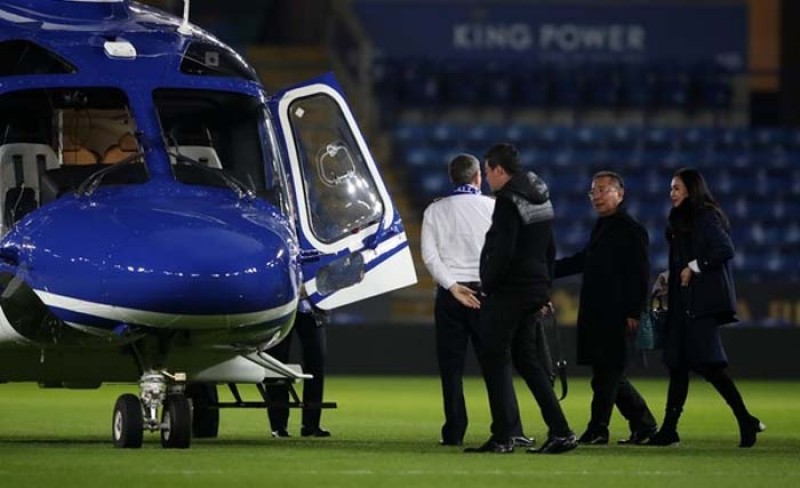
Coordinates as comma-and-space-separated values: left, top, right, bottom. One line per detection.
555, 208, 649, 368
663, 204, 738, 368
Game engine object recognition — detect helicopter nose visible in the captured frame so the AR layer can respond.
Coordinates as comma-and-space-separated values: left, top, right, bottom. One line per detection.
27, 198, 300, 329
121, 225, 298, 317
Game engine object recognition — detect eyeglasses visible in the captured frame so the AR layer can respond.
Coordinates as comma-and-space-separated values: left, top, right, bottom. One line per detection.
587, 187, 619, 198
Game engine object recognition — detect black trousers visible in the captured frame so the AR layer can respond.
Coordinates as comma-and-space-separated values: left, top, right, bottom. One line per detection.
588, 365, 656, 434
266, 311, 327, 431
479, 292, 571, 441
435, 286, 525, 444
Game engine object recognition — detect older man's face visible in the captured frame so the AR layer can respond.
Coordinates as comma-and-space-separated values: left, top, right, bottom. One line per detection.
588, 176, 623, 217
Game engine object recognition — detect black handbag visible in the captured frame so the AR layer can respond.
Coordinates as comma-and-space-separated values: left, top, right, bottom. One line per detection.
636, 293, 667, 351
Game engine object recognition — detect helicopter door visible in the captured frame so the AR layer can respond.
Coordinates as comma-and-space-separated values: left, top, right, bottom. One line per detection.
267, 72, 416, 310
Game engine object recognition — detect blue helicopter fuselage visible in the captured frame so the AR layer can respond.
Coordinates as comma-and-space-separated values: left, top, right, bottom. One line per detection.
0, 0, 301, 348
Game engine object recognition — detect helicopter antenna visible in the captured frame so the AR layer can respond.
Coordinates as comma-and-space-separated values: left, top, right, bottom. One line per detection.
177, 0, 192, 35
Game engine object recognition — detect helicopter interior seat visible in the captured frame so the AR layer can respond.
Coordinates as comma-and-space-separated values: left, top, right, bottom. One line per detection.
170, 145, 223, 169
62, 139, 100, 166
39, 164, 109, 205
0, 142, 59, 228
102, 133, 138, 163
39, 163, 148, 206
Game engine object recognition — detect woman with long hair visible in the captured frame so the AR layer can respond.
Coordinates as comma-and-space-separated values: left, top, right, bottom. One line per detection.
647, 167, 764, 448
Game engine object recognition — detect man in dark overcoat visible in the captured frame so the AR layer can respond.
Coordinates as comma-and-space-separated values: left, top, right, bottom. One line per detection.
554, 171, 657, 445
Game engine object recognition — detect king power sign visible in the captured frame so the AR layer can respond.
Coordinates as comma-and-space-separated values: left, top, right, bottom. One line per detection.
355, 2, 746, 69
453, 23, 647, 54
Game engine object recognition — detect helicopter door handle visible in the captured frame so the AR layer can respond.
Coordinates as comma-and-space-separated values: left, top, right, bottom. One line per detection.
299, 249, 321, 264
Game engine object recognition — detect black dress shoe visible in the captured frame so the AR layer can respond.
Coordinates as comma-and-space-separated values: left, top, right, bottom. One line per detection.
512, 435, 535, 448
464, 438, 514, 453
271, 429, 290, 438
644, 429, 680, 446
618, 427, 658, 445
301, 427, 331, 437
577, 429, 609, 445
439, 439, 463, 446
738, 416, 765, 448
529, 433, 578, 454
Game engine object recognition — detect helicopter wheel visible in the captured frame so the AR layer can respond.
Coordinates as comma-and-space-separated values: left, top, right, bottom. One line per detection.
160, 394, 192, 449
186, 383, 219, 438
112, 393, 144, 449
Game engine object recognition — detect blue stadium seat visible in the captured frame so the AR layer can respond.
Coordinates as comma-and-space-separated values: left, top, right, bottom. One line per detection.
398, 58, 440, 107
751, 127, 786, 152
572, 126, 606, 151
393, 122, 430, 147
401, 146, 441, 168
619, 65, 656, 109
607, 126, 642, 151
429, 122, 461, 148
655, 65, 691, 109
680, 126, 714, 153
465, 123, 505, 154
441, 60, 482, 105
534, 126, 572, 151
483, 62, 514, 107
642, 127, 676, 152
513, 64, 551, 107
585, 64, 621, 108
549, 66, 586, 108
371, 56, 401, 103
518, 147, 552, 169
694, 65, 733, 110
555, 221, 590, 253
504, 123, 537, 148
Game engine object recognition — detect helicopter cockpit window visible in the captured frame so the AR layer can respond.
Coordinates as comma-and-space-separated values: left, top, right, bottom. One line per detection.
180, 42, 258, 83
0, 87, 146, 232
154, 89, 280, 204
0, 40, 76, 76
287, 94, 384, 243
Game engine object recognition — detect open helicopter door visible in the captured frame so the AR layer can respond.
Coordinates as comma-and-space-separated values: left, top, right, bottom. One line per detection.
267, 72, 416, 310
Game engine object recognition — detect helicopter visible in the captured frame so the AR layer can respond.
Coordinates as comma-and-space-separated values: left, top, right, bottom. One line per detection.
0, 0, 416, 448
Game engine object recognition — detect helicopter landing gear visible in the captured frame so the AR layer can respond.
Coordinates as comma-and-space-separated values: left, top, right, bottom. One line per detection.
111, 370, 190, 449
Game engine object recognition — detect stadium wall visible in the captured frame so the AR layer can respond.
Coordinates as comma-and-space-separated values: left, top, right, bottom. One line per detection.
319, 325, 800, 379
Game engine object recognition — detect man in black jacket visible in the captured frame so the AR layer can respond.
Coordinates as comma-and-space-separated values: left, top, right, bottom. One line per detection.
555, 171, 657, 445
465, 143, 577, 455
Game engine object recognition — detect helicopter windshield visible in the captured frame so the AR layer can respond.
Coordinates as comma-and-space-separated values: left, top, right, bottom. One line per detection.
0, 87, 148, 232
153, 89, 284, 208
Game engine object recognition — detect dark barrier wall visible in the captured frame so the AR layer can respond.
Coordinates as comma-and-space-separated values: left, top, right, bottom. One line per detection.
316, 325, 800, 379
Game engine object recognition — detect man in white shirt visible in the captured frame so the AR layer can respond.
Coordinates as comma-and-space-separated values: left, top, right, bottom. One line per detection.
421, 153, 531, 447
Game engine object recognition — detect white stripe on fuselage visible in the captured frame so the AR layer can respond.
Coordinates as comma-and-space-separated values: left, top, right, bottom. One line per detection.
33, 289, 298, 330
0, 305, 31, 345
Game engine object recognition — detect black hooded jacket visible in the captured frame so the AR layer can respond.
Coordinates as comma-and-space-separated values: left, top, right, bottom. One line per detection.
480, 172, 555, 302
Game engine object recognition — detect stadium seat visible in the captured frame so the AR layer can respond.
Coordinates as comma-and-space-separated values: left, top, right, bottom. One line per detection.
440, 60, 483, 106
585, 64, 621, 108
399, 58, 440, 107
465, 123, 504, 154
504, 123, 537, 147
513, 64, 551, 107
483, 62, 514, 107
619, 65, 656, 109
393, 122, 430, 147
655, 65, 691, 109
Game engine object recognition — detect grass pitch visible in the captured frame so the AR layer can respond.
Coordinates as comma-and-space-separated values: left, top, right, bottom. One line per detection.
0, 377, 797, 487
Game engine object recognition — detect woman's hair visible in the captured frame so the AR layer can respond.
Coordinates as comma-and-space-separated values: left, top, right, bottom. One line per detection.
673, 167, 730, 229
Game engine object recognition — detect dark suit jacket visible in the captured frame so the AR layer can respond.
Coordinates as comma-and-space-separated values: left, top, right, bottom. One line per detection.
555, 208, 649, 367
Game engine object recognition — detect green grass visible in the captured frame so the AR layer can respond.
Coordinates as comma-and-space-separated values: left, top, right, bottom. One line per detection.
0, 377, 797, 487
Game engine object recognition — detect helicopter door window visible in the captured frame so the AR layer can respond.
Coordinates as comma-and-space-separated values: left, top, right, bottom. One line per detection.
288, 94, 383, 243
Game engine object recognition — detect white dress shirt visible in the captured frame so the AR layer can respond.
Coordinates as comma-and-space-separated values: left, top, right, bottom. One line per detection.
421, 191, 495, 290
